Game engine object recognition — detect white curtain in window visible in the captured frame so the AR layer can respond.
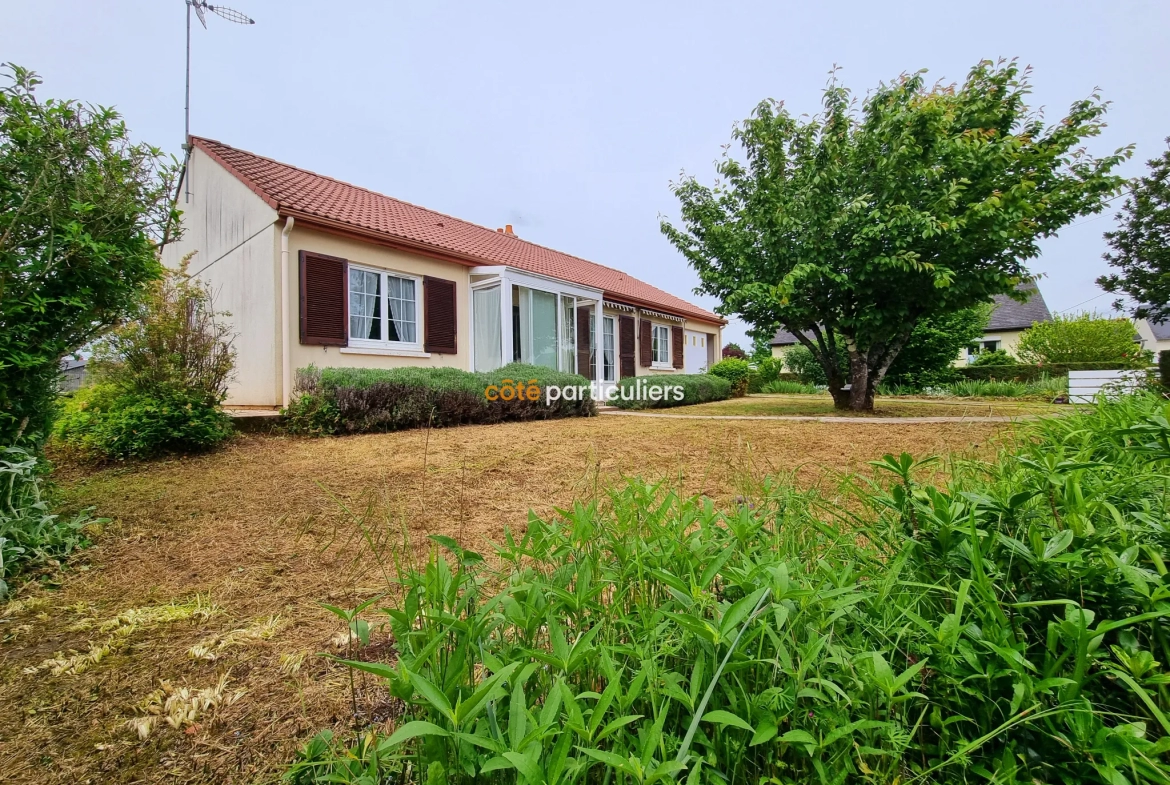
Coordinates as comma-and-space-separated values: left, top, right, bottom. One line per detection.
349, 269, 381, 340
653, 325, 669, 364
589, 312, 597, 379
603, 316, 615, 381
386, 275, 416, 343
473, 285, 502, 372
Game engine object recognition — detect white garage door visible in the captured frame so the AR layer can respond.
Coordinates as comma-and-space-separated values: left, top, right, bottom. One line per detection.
684, 330, 710, 374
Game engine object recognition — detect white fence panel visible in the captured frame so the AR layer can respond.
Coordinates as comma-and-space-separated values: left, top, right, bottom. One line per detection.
1068, 369, 1147, 403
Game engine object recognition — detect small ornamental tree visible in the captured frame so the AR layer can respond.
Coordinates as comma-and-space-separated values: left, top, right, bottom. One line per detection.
721, 343, 747, 359
662, 60, 1129, 411
0, 65, 178, 445
1015, 312, 1147, 366
1098, 140, 1170, 321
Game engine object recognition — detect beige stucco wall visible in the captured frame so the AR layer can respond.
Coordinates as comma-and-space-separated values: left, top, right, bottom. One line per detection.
161, 148, 281, 406
285, 227, 472, 381
771, 344, 794, 364
951, 329, 1026, 366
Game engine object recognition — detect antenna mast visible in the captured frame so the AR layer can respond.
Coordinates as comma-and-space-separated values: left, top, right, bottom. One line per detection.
183, 0, 255, 201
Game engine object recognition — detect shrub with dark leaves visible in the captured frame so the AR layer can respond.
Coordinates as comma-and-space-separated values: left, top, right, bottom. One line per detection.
286, 363, 595, 435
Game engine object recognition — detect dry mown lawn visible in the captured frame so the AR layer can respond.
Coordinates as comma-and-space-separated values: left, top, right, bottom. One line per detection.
0, 414, 1010, 784
653, 393, 1061, 418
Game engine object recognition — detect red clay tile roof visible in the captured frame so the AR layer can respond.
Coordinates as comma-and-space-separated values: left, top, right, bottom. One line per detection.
190, 137, 724, 324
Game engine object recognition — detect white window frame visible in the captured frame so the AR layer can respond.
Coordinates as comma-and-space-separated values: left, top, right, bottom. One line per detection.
651, 324, 671, 368
347, 263, 423, 352
602, 315, 616, 382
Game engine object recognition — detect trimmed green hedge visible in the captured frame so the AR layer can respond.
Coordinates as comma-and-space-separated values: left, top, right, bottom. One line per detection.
708, 358, 752, 396
285, 363, 595, 435
956, 361, 1147, 382
609, 373, 731, 410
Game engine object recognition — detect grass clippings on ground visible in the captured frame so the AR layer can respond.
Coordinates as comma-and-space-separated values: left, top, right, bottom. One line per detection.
662, 393, 1062, 418
0, 414, 1019, 784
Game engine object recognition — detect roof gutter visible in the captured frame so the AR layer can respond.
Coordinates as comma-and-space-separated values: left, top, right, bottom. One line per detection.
283, 210, 727, 326
281, 210, 487, 268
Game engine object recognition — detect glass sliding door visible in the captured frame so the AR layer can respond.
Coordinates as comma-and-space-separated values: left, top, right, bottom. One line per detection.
472, 285, 502, 372
559, 295, 576, 373
509, 284, 583, 372
529, 288, 558, 369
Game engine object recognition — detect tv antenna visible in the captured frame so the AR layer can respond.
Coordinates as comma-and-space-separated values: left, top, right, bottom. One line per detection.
182, 0, 255, 200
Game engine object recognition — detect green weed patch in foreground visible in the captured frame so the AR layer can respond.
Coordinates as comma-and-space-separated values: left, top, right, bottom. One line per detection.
288, 394, 1170, 785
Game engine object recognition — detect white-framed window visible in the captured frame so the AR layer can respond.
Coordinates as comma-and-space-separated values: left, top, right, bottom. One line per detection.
349, 264, 420, 348
602, 315, 616, 382
652, 324, 670, 366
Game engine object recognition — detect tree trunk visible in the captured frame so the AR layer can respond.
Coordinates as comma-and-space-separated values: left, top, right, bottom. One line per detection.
847, 347, 871, 412
792, 328, 852, 409
829, 385, 851, 409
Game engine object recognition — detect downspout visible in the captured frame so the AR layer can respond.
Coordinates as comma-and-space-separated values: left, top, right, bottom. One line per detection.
280, 216, 295, 407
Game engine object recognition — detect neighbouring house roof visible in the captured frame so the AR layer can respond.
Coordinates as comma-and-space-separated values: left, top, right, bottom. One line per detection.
770, 283, 1053, 346
770, 328, 813, 347
1146, 319, 1170, 341
189, 137, 723, 325
986, 283, 1052, 332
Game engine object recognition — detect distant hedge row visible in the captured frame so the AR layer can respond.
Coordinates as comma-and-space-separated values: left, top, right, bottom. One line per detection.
955, 361, 1149, 382
609, 373, 731, 410
285, 364, 595, 435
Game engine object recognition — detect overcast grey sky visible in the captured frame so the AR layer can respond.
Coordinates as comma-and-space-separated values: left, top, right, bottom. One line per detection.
5, 1, 1169, 347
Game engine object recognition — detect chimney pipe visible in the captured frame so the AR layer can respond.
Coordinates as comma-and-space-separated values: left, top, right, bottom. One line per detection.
505, 224, 514, 235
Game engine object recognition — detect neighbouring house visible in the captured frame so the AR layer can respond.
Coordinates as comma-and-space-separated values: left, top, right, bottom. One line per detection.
958, 283, 1052, 365
1135, 318, 1170, 355
58, 356, 87, 393
767, 283, 1053, 367
768, 327, 814, 365
161, 137, 724, 407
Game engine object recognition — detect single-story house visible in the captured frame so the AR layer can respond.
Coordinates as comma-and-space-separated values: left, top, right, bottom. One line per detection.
768, 283, 1053, 366
959, 283, 1052, 364
161, 137, 724, 407
1135, 318, 1170, 355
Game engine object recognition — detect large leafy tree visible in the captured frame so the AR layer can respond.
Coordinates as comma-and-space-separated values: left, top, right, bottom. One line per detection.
662, 60, 1129, 410
1098, 141, 1170, 320
0, 65, 177, 445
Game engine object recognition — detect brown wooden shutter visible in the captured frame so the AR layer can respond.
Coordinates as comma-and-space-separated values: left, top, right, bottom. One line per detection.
672, 325, 684, 369
619, 314, 636, 379
299, 250, 348, 346
639, 319, 653, 368
576, 305, 591, 378
423, 276, 458, 354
